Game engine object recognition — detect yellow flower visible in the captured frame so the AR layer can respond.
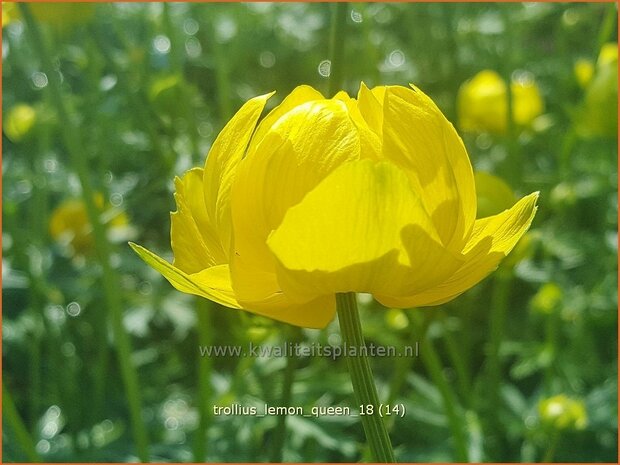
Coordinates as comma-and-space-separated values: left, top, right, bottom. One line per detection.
131, 84, 538, 328
538, 394, 587, 431
458, 70, 544, 134
50, 194, 130, 256
576, 42, 618, 138
4, 104, 37, 143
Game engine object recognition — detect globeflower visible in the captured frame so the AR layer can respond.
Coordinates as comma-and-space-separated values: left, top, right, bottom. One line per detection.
131, 83, 538, 328
458, 70, 544, 134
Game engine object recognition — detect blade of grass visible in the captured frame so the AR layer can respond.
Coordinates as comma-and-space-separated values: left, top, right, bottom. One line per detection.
3, 385, 41, 462
19, 5, 150, 461
411, 312, 469, 462
269, 326, 302, 462
327, 2, 348, 97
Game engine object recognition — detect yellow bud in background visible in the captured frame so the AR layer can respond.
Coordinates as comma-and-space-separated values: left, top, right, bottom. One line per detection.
4, 104, 37, 143
49, 194, 131, 256
597, 42, 618, 68
576, 42, 618, 138
538, 394, 588, 431
474, 172, 517, 218
530, 283, 563, 315
574, 59, 595, 88
246, 326, 271, 344
385, 308, 409, 331
512, 74, 545, 128
2, 2, 18, 27
458, 70, 544, 135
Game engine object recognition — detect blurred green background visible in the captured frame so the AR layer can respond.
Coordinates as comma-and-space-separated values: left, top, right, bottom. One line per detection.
2, 2, 617, 462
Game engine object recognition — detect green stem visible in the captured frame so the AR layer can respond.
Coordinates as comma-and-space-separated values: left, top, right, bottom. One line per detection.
327, 2, 348, 97
559, 129, 577, 183
336, 293, 395, 463
596, 2, 617, 53
499, 6, 521, 184
194, 299, 213, 462
3, 385, 41, 462
543, 303, 560, 393
207, 7, 233, 123
163, 3, 200, 162
439, 311, 473, 407
359, 3, 379, 86
270, 327, 302, 462
19, 5, 150, 461
487, 274, 511, 405
413, 314, 468, 462
485, 273, 511, 459
542, 429, 561, 462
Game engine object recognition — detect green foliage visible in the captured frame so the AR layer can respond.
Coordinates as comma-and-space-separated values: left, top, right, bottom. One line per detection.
2, 2, 617, 462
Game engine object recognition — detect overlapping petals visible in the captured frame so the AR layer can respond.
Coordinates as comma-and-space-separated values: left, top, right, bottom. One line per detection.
132, 83, 538, 328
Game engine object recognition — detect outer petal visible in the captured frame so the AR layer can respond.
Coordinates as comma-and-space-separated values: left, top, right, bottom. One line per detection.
129, 243, 335, 328
267, 160, 463, 302
332, 89, 381, 160
382, 85, 477, 252
202, 92, 273, 258
252, 85, 324, 145
244, 294, 336, 329
357, 81, 383, 136
230, 99, 362, 308
377, 192, 539, 308
130, 242, 240, 308
171, 168, 225, 272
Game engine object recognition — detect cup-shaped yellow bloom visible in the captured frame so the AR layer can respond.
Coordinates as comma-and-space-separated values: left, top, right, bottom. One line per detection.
132, 83, 538, 328
458, 70, 544, 134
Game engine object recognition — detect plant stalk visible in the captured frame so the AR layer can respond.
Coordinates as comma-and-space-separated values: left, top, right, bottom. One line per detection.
336, 293, 395, 463
270, 327, 302, 462
413, 313, 469, 462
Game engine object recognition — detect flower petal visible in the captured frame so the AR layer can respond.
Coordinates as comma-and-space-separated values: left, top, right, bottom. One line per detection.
230, 99, 362, 306
252, 85, 324, 145
357, 81, 383, 136
249, 294, 337, 329
171, 168, 225, 273
267, 160, 463, 302
332, 88, 382, 160
129, 242, 240, 308
130, 243, 334, 328
202, 92, 273, 258
377, 192, 539, 308
382, 85, 476, 252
